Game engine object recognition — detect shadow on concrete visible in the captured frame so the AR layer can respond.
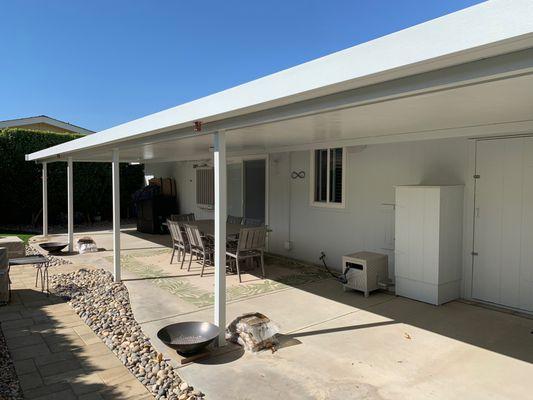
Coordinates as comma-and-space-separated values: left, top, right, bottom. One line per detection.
275, 334, 302, 350
266, 270, 533, 364
122, 229, 172, 248
194, 345, 245, 366
1, 288, 138, 399
203, 255, 533, 364
287, 320, 398, 339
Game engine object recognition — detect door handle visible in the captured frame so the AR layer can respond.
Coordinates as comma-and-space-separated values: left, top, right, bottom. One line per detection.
475, 207, 480, 218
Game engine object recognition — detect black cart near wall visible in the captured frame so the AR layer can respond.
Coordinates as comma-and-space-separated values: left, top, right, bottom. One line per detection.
133, 183, 178, 234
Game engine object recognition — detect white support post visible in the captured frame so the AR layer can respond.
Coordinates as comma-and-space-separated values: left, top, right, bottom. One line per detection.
112, 149, 121, 282
42, 162, 48, 237
67, 157, 74, 252
213, 131, 227, 346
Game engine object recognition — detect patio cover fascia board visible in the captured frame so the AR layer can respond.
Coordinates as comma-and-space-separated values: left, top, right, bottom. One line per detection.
37, 47, 533, 164
127, 48, 533, 161
26, 0, 533, 163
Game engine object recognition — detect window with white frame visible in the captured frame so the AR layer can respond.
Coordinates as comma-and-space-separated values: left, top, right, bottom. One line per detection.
310, 147, 345, 207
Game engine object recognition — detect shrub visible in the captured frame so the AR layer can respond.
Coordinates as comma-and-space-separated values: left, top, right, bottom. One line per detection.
0, 128, 144, 226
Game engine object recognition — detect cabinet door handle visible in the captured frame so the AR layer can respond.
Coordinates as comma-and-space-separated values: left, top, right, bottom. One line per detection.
475, 207, 480, 218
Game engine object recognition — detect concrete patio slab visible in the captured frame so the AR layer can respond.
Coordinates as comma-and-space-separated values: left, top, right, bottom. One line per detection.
140, 278, 394, 342
28, 229, 533, 400
163, 296, 533, 400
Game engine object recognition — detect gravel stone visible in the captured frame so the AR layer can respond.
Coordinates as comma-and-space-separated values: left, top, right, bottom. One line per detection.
49, 268, 205, 399
0, 323, 24, 399
26, 244, 72, 267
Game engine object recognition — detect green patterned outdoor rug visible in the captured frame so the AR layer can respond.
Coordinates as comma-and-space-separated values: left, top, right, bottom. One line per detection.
106, 249, 330, 308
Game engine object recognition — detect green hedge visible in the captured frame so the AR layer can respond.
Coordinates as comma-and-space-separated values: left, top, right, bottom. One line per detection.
0, 128, 144, 226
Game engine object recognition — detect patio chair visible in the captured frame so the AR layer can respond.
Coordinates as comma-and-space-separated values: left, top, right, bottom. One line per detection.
167, 219, 190, 269
227, 215, 243, 225
183, 224, 214, 277
170, 213, 196, 222
226, 226, 266, 283
241, 218, 263, 227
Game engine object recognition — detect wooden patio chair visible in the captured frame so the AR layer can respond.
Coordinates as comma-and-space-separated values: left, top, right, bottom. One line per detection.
226, 226, 266, 283
170, 213, 196, 222
167, 220, 190, 269
227, 215, 243, 245
227, 215, 243, 225
241, 218, 263, 227
183, 224, 214, 277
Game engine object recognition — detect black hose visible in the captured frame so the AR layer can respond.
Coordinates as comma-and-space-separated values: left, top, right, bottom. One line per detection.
319, 252, 347, 284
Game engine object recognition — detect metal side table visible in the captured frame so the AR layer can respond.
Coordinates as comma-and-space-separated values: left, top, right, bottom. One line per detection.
9, 255, 50, 296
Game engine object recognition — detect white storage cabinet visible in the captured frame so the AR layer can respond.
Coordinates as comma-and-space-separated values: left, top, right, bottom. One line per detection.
394, 185, 463, 305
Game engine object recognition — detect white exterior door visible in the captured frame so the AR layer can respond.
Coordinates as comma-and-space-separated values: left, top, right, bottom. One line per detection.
473, 137, 533, 311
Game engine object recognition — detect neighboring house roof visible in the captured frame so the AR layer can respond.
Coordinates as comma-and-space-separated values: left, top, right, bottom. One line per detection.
26, 0, 533, 162
1, 115, 94, 135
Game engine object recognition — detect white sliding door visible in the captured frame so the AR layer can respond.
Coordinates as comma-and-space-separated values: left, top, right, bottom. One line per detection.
473, 137, 533, 311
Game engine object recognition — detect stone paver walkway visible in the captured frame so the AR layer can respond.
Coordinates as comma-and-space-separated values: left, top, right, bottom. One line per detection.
1, 263, 153, 400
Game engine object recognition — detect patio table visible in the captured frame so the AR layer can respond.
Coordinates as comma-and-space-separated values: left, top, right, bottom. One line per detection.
163, 219, 270, 238
192, 219, 243, 237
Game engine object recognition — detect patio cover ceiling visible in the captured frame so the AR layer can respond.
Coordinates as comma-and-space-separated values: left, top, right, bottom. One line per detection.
102, 67, 533, 163
26, 0, 533, 164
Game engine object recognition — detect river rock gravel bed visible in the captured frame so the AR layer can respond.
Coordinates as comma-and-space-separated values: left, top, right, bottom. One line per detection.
0, 324, 24, 400
49, 268, 204, 400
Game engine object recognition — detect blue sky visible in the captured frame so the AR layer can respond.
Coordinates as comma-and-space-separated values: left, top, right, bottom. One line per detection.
0, 1, 484, 132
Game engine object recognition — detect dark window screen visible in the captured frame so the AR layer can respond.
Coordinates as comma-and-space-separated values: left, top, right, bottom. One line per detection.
314, 149, 328, 202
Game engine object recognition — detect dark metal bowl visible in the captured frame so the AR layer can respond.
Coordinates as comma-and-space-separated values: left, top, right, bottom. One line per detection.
157, 321, 220, 354
39, 242, 68, 253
